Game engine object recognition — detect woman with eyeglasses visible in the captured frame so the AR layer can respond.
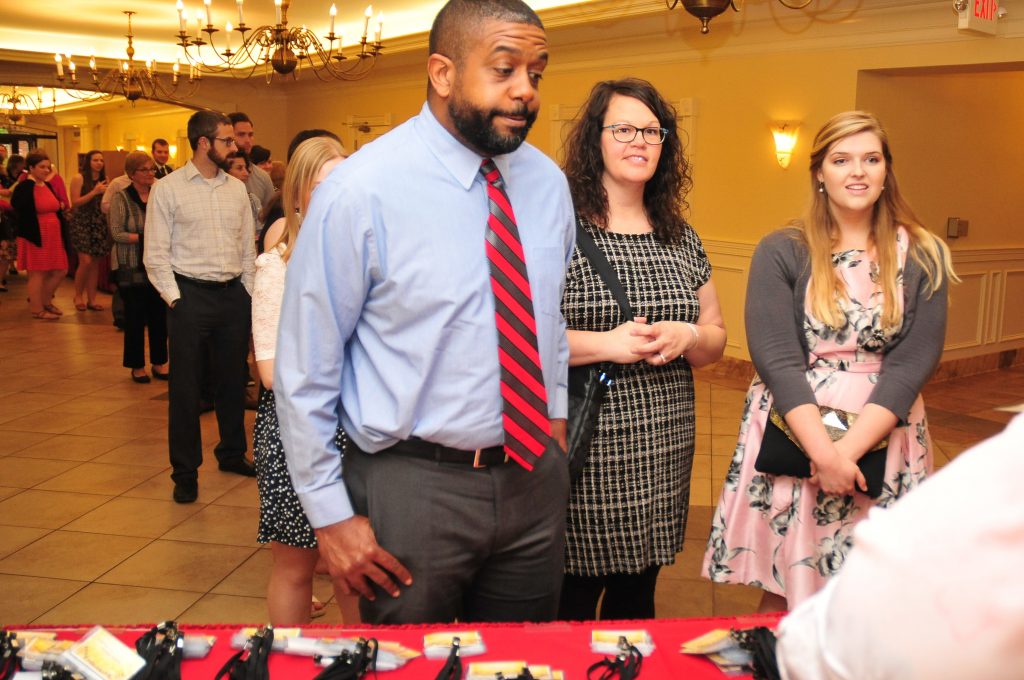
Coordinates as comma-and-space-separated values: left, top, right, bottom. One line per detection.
108, 151, 168, 383
559, 78, 727, 620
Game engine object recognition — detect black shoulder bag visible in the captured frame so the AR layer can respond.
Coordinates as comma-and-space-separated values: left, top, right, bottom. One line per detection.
566, 223, 634, 483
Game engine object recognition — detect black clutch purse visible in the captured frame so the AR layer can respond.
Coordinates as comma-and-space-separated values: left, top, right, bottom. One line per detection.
754, 406, 888, 498
565, 221, 633, 484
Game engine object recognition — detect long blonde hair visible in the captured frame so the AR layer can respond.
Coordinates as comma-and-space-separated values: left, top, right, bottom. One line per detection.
798, 111, 957, 329
271, 136, 347, 262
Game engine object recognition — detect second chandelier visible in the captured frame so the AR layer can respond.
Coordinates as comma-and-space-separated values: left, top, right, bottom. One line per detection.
175, 0, 384, 81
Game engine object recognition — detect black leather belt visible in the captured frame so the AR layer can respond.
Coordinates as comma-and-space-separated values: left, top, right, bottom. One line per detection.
174, 273, 240, 289
384, 439, 509, 468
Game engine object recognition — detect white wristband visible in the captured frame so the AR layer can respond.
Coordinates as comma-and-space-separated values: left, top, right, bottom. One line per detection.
685, 322, 700, 347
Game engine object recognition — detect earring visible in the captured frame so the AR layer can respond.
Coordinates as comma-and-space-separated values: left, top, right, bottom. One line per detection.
882, 186, 887, 191
818, 183, 824, 193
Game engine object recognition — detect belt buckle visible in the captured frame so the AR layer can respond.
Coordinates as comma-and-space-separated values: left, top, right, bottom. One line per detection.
472, 448, 486, 468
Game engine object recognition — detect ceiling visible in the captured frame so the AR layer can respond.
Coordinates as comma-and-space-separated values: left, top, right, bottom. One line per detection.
0, 0, 596, 65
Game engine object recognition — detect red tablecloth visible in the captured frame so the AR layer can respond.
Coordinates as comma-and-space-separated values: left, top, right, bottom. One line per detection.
22, 614, 783, 679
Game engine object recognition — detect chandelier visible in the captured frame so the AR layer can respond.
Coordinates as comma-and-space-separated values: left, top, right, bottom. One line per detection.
174, 0, 385, 81
0, 86, 51, 126
54, 11, 201, 104
666, 0, 813, 34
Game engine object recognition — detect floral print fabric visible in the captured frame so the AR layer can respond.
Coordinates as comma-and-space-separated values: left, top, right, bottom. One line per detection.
703, 228, 933, 606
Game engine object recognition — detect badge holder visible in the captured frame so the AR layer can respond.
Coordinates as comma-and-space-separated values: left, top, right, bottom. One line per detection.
587, 636, 643, 680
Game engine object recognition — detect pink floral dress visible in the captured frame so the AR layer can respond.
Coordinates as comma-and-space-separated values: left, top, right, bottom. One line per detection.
702, 228, 933, 606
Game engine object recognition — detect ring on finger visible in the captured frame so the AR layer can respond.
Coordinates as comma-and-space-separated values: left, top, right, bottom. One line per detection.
658, 352, 668, 363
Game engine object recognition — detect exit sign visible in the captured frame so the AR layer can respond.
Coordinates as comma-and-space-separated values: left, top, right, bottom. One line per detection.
959, 0, 999, 35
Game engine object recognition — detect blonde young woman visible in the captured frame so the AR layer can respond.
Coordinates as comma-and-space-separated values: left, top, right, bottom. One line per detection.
703, 111, 957, 611
251, 136, 356, 624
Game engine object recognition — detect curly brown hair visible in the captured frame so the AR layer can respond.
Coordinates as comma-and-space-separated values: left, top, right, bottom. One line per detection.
562, 78, 692, 244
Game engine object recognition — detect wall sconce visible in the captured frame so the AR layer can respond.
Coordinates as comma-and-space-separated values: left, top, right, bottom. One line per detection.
770, 121, 800, 169
168, 144, 178, 159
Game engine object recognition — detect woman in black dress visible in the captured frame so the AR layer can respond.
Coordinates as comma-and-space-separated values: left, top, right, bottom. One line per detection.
559, 78, 727, 620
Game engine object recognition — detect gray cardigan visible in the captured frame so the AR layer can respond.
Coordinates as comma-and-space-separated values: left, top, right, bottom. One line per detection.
746, 228, 948, 422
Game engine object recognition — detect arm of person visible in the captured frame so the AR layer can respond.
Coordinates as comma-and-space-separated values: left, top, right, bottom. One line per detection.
274, 190, 410, 600
748, 231, 861, 494
107, 191, 138, 244
70, 173, 105, 208
567, 319, 655, 366
633, 280, 728, 367
141, 182, 180, 306
252, 244, 285, 390
100, 177, 124, 215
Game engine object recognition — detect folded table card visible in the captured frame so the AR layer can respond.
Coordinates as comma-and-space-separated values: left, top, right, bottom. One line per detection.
466, 661, 564, 680
423, 631, 486, 659
59, 626, 146, 680
591, 629, 655, 656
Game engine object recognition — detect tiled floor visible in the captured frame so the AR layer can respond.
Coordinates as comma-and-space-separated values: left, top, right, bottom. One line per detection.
1, 274, 1021, 625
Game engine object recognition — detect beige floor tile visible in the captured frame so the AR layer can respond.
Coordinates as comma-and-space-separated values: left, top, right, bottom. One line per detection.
110, 399, 172, 421
0, 457, 82, 488
64, 415, 167, 439
712, 582, 763, 617
0, 574, 88, 625
161, 504, 261, 547
0, 525, 50, 560
53, 396, 142, 417
36, 462, 165, 496
122, 467, 248, 503
0, 489, 113, 529
24, 378, 108, 397
178, 592, 269, 625
98, 539, 256, 592
34, 583, 204, 626
659, 539, 707, 582
655, 578, 713, 619
0, 410, 97, 435
689, 479, 712, 506
211, 548, 273, 598
0, 487, 21, 501
0, 430, 54, 456
100, 382, 170, 400
685, 505, 713, 542
691, 454, 711, 480
0, 530, 150, 581
711, 434, 739, 457
15, 434, 132, 462
209, 480, 260, 508
63, 497, 205, 538
92, 437, 171, 467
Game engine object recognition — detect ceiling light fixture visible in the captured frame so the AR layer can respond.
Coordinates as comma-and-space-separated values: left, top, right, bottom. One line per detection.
666, 0, 813, 34
173, 0, 384, 82
0, 86, 52, 127
54, 11, 201, 104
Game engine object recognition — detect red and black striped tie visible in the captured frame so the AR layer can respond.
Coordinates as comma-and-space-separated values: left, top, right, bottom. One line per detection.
481, 159, 551, 471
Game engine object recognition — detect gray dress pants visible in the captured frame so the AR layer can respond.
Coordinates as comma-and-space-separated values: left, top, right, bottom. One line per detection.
343, 438, 569, 624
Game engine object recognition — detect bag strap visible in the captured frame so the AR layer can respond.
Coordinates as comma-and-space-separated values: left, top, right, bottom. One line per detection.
574, 220, 635, 380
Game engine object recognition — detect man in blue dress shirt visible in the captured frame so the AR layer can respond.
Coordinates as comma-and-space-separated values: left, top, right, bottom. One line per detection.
275, 0, 575, 624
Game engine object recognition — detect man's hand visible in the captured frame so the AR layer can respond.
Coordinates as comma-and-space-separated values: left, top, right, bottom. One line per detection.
550, 418, 567, 454
314, 515, 412, 600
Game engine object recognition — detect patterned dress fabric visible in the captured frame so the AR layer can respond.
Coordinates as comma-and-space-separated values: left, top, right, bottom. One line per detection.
703, 229, 933, 606
70, 190, 111, 257
17, 183, 68, 271
562, 217, 711, 576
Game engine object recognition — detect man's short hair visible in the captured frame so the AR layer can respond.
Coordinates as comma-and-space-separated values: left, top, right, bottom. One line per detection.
250, 145, 271, 165
227, 112, 253, 127
287, 129, 342, 161
152, 138, 169, 152
429, 0, 543, 63
187, 110, 232, 151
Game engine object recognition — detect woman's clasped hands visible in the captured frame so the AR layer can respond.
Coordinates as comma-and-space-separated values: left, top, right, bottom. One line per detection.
605, 316, 700, 366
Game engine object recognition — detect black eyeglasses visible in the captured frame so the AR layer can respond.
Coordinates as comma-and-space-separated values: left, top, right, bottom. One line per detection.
210, 136, 237, 146
135, 166, 157, 174
602, 124, 669, 145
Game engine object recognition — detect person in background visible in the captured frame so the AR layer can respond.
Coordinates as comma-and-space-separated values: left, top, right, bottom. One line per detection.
11, 150, 68, 320
251, 145, 272, 174
274, 0, 573, 624
226, 150, 262, 238
703, 110, 957, 610
144, 109, 257, 504
69, 150, 110, 311
558, 78, 726, 620
227, 112, 275, 206
0, 154, 24, 292
286, 129, 343, 161
108, 151, 168, 383
152, 139, 174, 179
252, 136, 355, 624
775, 413, 1024, 680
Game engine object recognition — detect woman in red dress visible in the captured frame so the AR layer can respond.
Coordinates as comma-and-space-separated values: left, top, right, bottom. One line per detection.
11, 150, 69, 320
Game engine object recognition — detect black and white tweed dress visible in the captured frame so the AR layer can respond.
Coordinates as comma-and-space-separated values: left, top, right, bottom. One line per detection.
562, 217, 710, 576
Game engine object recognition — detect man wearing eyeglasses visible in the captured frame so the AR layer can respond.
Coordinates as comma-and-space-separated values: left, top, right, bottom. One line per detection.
144, 109, 258, 504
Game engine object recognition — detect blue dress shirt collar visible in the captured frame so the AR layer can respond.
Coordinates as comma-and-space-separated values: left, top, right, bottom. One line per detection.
414, 102, 512, 191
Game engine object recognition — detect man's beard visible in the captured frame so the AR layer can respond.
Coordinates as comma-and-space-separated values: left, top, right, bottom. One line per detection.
449, 92, 536, 157
208, 145, 231, 172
